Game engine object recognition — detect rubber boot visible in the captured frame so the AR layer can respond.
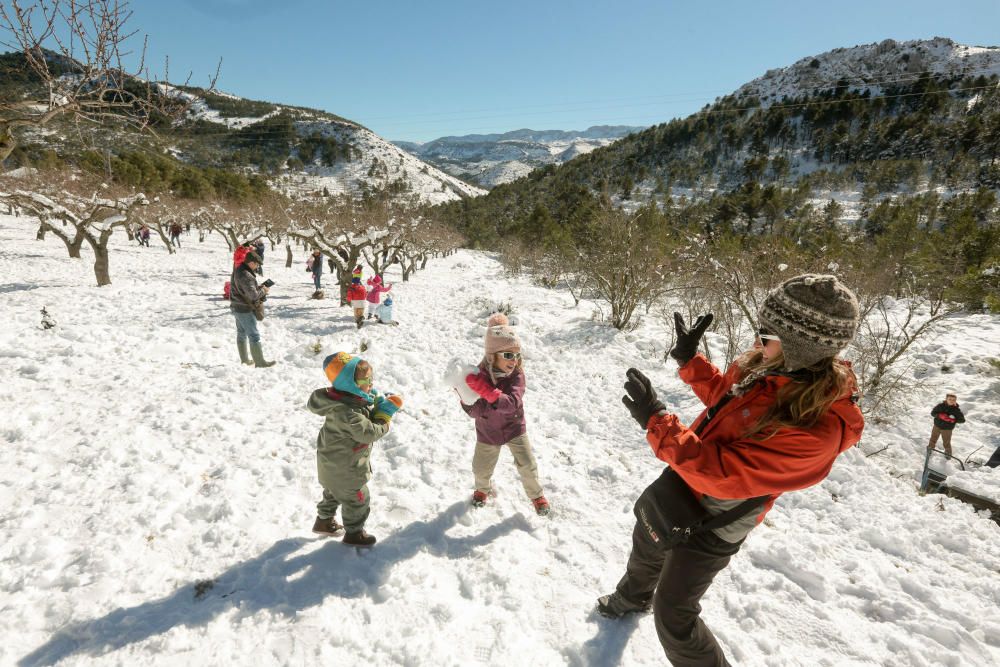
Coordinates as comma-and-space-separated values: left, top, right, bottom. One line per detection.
249, 342, 276, 368
237, 339, 254, 365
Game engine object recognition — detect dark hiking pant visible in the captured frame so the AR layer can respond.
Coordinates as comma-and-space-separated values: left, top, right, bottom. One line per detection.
616, 523, 743, 666
927, 426, 953, 457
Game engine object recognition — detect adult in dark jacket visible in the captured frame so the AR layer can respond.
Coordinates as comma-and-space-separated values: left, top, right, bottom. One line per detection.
309, 249, 323, 290
600, 274, 863, 667
927, 393, 965, 457
230, 251, 275, 368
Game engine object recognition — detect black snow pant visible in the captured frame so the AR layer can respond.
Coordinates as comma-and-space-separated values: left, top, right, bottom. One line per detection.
616, 523, 743, 667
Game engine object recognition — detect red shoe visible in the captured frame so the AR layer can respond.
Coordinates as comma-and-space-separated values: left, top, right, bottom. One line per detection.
471, 491, 488, 508
532, 496, 550, 516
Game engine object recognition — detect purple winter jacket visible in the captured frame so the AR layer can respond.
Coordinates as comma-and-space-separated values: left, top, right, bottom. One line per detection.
460, 364, 526, 445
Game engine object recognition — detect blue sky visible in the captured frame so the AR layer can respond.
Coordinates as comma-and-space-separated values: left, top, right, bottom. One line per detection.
118, 0, 1000, 142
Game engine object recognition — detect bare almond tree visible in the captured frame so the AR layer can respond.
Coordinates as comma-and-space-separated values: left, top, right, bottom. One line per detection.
576, 208, 668, 331
287, 200, 387, 305
0, 170, 146, 284
0, 0, 217, 165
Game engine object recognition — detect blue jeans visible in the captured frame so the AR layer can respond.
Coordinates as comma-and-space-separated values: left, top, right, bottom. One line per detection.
313, 272, 322, 289
233, 310, 261, 344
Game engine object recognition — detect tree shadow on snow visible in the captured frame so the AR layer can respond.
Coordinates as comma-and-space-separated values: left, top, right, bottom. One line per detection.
18, 502, 531, 667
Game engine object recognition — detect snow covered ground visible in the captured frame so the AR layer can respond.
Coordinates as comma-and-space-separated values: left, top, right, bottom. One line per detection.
1, 212, 999, 667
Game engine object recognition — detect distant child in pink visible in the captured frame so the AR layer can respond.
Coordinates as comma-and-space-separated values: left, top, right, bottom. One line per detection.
365, 275, 392, 320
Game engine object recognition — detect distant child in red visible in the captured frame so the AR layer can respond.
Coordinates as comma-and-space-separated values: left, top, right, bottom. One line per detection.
347, 266, 367, 329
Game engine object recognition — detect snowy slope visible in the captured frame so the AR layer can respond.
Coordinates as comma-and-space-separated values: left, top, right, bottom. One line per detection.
737, 37, 1000, 105
169, 87, 485, 205
394, 126, 643, 188
276, 117, 485, 205
2, 213, 999, 667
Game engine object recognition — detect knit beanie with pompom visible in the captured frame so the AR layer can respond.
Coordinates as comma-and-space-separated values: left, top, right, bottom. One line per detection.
758, 273, 860, 371
484, 312, 520, 355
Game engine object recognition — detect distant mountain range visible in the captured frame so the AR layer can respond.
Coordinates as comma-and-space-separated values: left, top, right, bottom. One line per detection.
393, 126, 644, 188
432, 37, 1000, 244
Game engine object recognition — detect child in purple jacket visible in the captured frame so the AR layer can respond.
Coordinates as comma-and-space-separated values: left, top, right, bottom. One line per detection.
460, 313, 550, 516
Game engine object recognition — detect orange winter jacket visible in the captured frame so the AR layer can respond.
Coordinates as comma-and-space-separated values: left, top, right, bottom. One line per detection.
645, 354, 864, 520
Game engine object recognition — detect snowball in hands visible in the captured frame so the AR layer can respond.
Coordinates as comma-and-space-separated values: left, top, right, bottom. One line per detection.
444, 360, 482, 405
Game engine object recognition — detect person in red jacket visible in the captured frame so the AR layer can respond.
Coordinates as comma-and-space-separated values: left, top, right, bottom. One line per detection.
346, 272, 367, 329
598, 274, 864, 667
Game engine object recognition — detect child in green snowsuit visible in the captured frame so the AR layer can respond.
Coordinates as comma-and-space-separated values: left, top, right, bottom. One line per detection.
307, 351, 402, 547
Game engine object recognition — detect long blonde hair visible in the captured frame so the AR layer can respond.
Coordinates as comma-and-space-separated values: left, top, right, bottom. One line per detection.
736, 349, 856, 438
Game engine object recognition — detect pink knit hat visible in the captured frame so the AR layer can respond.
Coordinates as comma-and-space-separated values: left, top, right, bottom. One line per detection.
484, 313, 520, 355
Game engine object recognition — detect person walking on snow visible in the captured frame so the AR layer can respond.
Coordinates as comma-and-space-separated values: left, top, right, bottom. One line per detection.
598, 274, 864, 667
927, 392, 965, 458
460, 313, 550, 516
169, 222, 182, 248
229, 251, 275, 368
308, 352, 403, 547
365, 274, 392, 319
308, 249, 323, 291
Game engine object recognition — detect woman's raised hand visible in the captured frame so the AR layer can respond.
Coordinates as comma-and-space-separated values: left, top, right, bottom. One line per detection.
622, 368, 666, 429
669, 312, 714, 366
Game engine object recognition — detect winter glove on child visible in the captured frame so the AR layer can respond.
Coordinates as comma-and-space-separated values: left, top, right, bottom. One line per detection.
669, 312, 714, 366
372, 394, 403, 424
622, 368, 666, 429
466, 374, 503, 404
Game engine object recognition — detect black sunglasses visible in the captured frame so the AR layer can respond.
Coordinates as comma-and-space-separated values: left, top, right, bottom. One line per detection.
499, 352, 522, 360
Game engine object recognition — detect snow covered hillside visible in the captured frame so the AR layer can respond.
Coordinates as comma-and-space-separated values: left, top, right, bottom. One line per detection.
171, 87, 486, 205
737, 37, 1000, 105
2, 214, 999, 666
394, 126, 643, 188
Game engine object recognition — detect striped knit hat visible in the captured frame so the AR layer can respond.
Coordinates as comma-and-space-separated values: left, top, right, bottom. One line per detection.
758, 274, 859, 371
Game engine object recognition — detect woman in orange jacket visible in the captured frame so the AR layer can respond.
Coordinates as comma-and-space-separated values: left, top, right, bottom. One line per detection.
598, 274, 864, 667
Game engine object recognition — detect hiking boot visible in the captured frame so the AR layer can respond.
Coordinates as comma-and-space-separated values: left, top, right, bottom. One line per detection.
471, 490, 488, 508
532, 496, 551, 516
312, 516, 343, 536
343, 530, 377, 547
596, 591, 652, 619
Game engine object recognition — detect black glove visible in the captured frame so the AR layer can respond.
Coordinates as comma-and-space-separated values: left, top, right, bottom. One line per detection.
622, 368, 666, 429
669, 312, 714, 365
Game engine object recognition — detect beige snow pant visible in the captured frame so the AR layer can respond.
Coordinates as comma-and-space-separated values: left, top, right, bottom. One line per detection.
472, 434, 543, 500
928, 426, 953, 457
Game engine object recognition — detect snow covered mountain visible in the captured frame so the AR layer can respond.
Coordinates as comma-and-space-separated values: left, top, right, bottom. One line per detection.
393, 125, 643, 188
169, 88, 486, 205
737, 37, 1000, 104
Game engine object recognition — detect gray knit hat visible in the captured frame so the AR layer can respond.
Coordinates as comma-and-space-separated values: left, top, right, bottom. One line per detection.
758, 273, 860, 371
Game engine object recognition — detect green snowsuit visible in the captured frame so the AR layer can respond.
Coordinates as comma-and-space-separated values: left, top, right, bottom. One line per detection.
307, 387, 389, 532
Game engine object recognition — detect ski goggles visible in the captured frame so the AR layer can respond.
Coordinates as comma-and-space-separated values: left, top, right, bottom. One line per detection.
757, 329, 781, 343
498, 352, 522, 361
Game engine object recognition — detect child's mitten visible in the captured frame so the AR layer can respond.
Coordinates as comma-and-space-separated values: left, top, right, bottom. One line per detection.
465, 374, 502, 403
373, 394, 403, 423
